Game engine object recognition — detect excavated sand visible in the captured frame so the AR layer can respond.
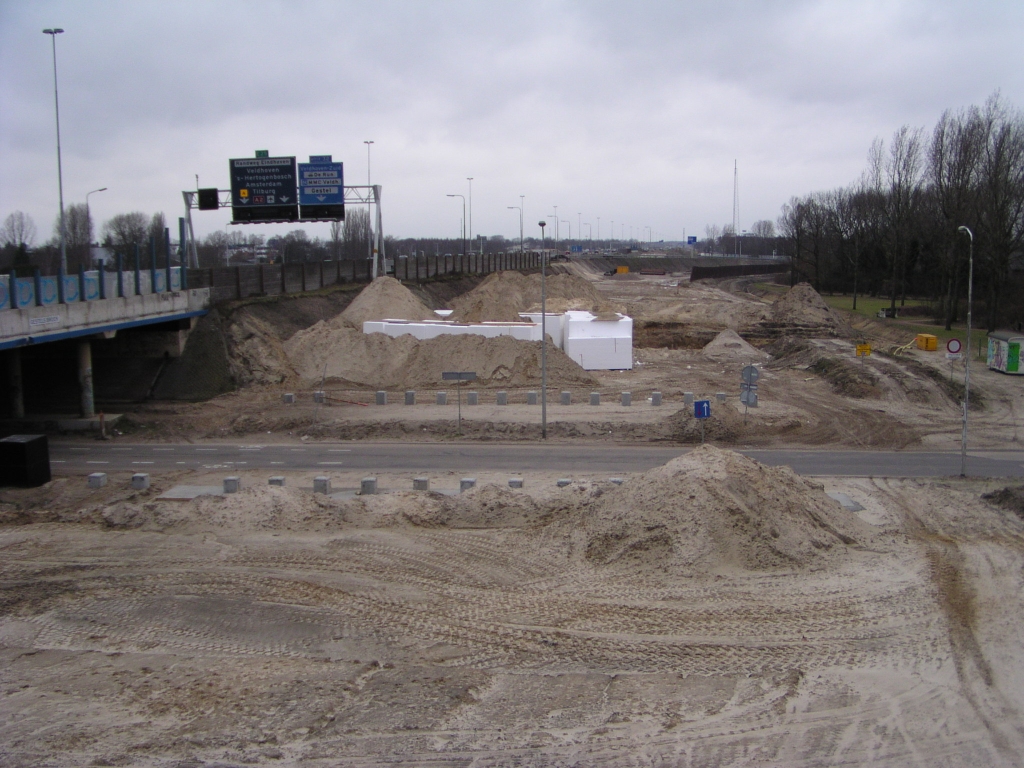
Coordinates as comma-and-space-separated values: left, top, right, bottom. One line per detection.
770, 282, 851, 336
447, 271, 620, 322
702, 329, 772, 363
565, 445, 873, 574
339, 275, 438, 328
284, 322, 599, 388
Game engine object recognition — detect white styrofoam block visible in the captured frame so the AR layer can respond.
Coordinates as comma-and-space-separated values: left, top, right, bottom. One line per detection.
519, 313, 566, 348
564, 336, 633, 370
363, 319, 543, 343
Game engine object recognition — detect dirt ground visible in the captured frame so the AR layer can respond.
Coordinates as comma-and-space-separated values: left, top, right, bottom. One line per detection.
3, 264, 1024, 766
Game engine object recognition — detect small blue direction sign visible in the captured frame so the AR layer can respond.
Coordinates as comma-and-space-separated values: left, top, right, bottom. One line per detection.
694, 400, 711, 419
687, 236, 698, 245
299, 155, 344, 221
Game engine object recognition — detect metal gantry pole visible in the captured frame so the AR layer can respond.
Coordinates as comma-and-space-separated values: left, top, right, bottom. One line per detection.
958, 226, 974, 477
467, 177, 474, 254
539, 221, 547, 439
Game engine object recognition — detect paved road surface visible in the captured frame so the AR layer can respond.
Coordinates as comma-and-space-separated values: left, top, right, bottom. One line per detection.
47, 441, 1024, 477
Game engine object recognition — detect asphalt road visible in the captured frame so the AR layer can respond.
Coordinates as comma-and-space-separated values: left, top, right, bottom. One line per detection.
47, 441, 1024, 478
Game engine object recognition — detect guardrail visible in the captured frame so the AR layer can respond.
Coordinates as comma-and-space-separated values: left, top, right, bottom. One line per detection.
1, 265, 183, 311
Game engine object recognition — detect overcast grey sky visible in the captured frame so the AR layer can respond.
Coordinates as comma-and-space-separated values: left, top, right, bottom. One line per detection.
2, 0, 1022, 246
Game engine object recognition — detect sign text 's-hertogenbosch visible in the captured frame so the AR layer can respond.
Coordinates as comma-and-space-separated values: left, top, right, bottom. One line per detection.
230, 156, 299, 222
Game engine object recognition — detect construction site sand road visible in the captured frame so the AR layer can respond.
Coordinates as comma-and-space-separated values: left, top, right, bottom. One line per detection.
3, 446, 1024, 765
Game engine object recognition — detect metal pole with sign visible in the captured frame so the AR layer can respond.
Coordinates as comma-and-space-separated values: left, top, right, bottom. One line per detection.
946, 338, 962, 382
740, 365, 759, 422
442, 372, 476, 434
694, 399, 711, 443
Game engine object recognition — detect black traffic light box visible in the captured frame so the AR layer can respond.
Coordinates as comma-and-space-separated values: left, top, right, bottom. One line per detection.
197, 188, 220, 210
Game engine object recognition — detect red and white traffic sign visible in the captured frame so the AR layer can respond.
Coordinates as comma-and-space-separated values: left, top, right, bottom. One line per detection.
946, 338, 962, 354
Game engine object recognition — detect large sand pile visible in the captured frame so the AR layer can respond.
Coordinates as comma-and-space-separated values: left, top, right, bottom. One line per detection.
339, 276, 438, 328
702, 329, 771, 363
568, 446, 873, 573
447, 272, 618, 322
769, 282, 850, 336
284, 321, 599, 388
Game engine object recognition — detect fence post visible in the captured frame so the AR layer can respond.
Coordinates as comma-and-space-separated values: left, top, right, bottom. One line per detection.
164, 227, 172, 292
116, 253, 124, 298
135, 245, 142, 295
149, 236, 157, 293
235, 266, 242, 298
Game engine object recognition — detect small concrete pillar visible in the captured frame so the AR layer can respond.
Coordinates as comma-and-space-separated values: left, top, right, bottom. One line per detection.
609, 477, 624, 485
413, 477, 430, 491
78, 339, 95, 418
268, 476, 286, 486
508, 477, 524, 489
282, 393, 296, 404
88, 472, 107, 489
496, 391, 508, 405
405, 390, 416, 405
651, 391, 662, 406
466, 391, 478, 406
590, 392, 601, 406
375, 391, 387, 405
684, 392, 694, 406
527, 391, 538, 405
560, 391, 571, 405
315, 476, 332, 494
556, 478, 571, 488
130, 473, 150, 490
7, 348, 24, 419
620, 392, 631, 406
223, 476, 240, 493
313, 390, 326, 403
716, 392, 727, 402
460, 477, 476, 493
436, 391, 447, 405
360, 477, 377, 495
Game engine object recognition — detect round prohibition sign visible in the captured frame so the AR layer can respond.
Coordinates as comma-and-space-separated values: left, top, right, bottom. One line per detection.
946, 338, 962, 354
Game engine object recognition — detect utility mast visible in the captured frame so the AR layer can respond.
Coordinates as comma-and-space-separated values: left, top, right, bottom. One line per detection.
732, 159, 739, 256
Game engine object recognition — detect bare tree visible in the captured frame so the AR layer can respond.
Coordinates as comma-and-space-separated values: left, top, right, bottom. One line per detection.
344, 208, 371, 261
880, 125, 926, 309
148, 212, 167, 263
1, 211, 37, 248
102, 212, 149, 266
329, 219, 343, 259
57, 203, 92, 271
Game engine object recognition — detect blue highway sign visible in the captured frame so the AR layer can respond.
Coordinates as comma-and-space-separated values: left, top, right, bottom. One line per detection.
299, 155, 344, 220
694, 400, 711, 419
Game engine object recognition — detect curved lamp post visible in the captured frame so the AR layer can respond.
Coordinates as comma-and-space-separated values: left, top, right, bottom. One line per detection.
957, 225, 974, 477
447, 194, 466, 256
44, 27, 66, 272
507, 206, 522, 252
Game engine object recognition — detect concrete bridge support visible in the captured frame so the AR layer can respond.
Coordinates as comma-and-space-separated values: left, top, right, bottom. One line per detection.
78, 340, 95, 418
7, 349, 24, 419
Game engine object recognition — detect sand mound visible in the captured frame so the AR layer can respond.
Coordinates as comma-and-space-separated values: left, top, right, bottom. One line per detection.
769, 283, 850, 336
381, 484, 547, 529
447, 272, 618, 323
284, 322, 599, 388
571, 446, 872, 573
702, 329, 771, 363
339, 276, 438, 328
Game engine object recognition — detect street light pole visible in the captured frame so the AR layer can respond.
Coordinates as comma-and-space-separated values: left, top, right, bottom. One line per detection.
364, 141, 374, 269
85, 187, 107, 257
538, 220, 547, 439
507, 207, 522, 252
958, 225, 974, 477
467, 178, 474, 254
447, 194, 466, 256
43, 28, 67, 272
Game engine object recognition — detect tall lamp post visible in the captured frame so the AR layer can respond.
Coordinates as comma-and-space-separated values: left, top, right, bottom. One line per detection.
467, 178, 474, 254
364, 141, 374, 268
447, 194, 466, 256
957, 226, 974, 477
507, 206, 522, 252
85, 187, 107, 263
538, 220, 548, 439
43, 27, 67, 272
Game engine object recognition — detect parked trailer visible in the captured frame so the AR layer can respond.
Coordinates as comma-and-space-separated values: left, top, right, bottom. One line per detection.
987, 330, 1023, 374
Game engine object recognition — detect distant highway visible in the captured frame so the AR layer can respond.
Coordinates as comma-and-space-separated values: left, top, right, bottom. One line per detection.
47, 441, 1024, 478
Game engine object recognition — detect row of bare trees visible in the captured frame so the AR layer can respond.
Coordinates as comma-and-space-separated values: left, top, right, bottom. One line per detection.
776, 93, 1024, 331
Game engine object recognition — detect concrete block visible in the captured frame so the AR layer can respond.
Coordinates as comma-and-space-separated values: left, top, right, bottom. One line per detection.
413, 477, 430, 491
315, 476, 333, 494
405, 390, 416, 405
609, 477, 624, 485
268, 476, 286, 486
556, 478, 571, 488
436, 391, 447, 405
130, 473, 150, 490
527, 391, 538, 405
590, 392, 601, 406
87, 472, 107, 489
508, 477, 524, 488
223, 476, 240, 494
621, 391, 631, 406
467, 391, 478, 406
460, 477, 476, 493
313, 390, 325, 403
684, 392, 694, 405
496, 391, 508, 405
560, 391, 571, 405
651, 391, 662, 406
716, 392, 727, 402
360, 477, 377, 495
282, 393, 296, 404
375, 390, 387, 405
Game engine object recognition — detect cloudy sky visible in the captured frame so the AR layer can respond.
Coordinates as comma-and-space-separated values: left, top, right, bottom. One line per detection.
2, 0, 1022, 247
